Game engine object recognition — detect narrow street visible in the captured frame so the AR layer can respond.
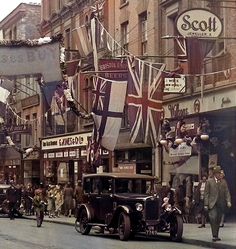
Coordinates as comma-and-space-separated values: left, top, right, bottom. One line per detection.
0, 218, 211, 249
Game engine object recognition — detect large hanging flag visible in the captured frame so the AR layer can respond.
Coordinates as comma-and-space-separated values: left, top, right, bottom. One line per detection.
175, 37, 215, 74
92, 76, 127, 151
73, 25, 93, 57
127, 56, 165, 147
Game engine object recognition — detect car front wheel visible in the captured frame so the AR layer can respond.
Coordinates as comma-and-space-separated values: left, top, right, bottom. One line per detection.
118, 212, 131, 241
79, 209, 92, 235
170, 215, 183, 242
75, 218, 80, 233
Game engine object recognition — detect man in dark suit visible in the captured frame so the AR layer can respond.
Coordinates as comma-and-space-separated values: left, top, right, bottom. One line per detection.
6, 181, 18, 220
204, 166, 231, 242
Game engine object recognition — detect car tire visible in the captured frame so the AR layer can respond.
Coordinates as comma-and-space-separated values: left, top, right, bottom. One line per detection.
118, 212, 131, 241
79, 209, 92, 235
75, 218, 80, 233
170, 215, 183, 242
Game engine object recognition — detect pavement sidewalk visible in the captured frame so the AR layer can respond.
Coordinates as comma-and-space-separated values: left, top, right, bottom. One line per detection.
24, 215, 236, 249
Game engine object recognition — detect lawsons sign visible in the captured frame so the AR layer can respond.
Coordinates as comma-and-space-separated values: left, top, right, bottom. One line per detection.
176, 9, 223, 38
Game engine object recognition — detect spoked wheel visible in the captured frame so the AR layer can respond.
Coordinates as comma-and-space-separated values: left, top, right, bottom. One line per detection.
75, 218, 80, 233
79, 209, 92, 235
118, 212, 131, 241
170, 215, 183, 242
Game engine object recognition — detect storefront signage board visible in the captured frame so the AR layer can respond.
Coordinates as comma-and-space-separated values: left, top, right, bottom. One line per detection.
176, 8, 223, 38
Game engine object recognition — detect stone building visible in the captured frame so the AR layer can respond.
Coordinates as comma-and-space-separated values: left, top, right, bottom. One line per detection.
0, 3, 41, 185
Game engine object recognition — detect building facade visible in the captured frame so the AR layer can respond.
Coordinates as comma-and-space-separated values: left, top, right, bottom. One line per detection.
37, 0, 236, 216
0, 3, 41, 185
159, 0, 236, 212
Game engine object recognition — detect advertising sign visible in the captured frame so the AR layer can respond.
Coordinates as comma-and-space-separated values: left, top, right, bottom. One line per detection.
176, 8, 223, 38
169, 143, 192, 157
164, 76, 186, 93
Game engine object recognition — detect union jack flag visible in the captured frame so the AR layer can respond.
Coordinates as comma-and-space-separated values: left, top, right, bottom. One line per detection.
127, 56, 165, 147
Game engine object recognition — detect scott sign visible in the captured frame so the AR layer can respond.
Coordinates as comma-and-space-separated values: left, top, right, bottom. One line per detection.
176, 9, 223, 38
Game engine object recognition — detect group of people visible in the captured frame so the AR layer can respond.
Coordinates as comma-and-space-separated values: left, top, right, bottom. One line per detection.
5, 180, 84, 227
153, 165, 231, 242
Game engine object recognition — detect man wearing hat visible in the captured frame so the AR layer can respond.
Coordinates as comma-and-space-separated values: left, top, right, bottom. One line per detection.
204, 165, 231, 242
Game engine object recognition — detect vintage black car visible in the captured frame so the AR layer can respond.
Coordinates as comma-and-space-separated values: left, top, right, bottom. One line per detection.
75, 173, 183, 241
0, 184, 23, 217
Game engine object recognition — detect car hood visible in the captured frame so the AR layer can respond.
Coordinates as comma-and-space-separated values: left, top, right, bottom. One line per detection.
114, 193, 153, 201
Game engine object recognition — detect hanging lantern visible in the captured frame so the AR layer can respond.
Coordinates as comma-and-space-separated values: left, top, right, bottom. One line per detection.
175, 137, 183, 144
200, 134, 209, 140
160, 139, 168, 145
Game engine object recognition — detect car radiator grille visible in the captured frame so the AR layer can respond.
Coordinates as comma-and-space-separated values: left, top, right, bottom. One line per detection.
145, 199, 159, 220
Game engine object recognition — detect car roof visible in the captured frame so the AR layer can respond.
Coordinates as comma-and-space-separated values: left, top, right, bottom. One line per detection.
0, 184, 10, 189
83, 173, 154, 180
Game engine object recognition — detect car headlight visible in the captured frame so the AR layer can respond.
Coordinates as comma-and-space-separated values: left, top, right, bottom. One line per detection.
135, 203, 143, 211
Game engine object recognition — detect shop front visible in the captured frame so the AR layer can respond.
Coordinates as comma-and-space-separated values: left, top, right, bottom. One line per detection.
23, 149, 40, 186
113, 131, 153, 175
0, 147, 21, 184
41, 132, 92, 187
41, 132, 111, 186
162, 88, 236, 215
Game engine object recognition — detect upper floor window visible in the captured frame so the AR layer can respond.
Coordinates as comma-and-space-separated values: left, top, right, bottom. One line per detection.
139, 12, 148, 55
65, 29, 71, 50
121, 21, 129, 52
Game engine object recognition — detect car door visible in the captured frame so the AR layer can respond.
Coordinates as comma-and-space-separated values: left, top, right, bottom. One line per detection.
98, 177, 114, 223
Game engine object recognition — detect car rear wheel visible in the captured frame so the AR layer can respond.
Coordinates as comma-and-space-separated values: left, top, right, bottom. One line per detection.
79, 209, 92, 235
170, 215, 183, 242
118, 212, 131, 241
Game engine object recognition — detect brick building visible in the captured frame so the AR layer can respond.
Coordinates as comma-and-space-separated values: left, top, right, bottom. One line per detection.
0, 3, 41, 185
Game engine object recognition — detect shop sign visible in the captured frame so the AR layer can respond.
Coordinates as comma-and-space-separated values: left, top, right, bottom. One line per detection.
164, 76, 186, 93
118, 163, 136, 174
64, 151, 68, 157
56, 152, 63, 158
169, 143, 192, 157
98, 59, 128, 81
41, 132, 91, 150
176, 9, 223, 38
81, 150, 87, 157
69, 150, 76, 157
44, 153, 48, 159
48, 153, 55, 158
168, 103, 189, 118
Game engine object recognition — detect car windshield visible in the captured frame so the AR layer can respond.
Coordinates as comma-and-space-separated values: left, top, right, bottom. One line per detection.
115, 178, 152, 194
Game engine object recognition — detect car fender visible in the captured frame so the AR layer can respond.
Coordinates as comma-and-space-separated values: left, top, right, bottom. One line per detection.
108, 205, 132, 227
77, 203, 94, 221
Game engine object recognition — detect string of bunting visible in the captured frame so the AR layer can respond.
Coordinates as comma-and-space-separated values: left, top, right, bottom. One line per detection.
95, 17, 236, 78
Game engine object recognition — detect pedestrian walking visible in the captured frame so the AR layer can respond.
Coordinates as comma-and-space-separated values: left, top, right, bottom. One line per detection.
55, 185, 64, 217
23, 183, 34, 215
6, 181, 18, 220
74, 180, 83, 216
204, 165, 231, 242
47, 185, 56, 218
33, 189, 46, 227
63, 182, 74, 217
193, 174, 208, 228
219, 170, 228, 227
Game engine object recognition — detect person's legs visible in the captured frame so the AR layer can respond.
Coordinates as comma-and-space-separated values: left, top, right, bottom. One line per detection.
208, 207, 218, 238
